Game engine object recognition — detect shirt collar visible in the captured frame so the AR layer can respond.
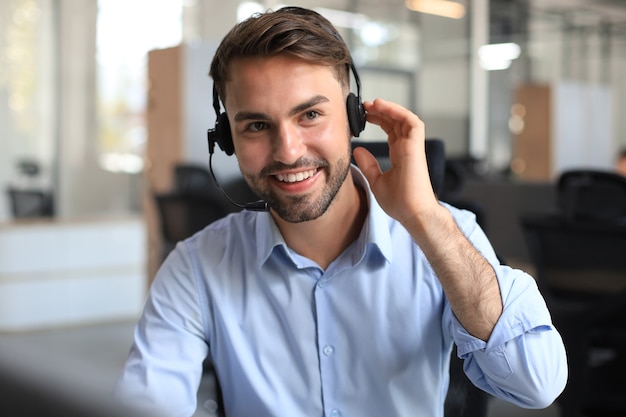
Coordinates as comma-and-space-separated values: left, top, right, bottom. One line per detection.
255, 164, 393, 268
351, 165, 393, 265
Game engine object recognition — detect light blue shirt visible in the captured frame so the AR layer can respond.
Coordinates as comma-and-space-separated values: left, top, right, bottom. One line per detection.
115, 167, 567, 417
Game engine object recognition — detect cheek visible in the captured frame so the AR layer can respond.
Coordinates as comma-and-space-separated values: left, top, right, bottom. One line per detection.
312, 117, 350, 148
323, 121, 352, 155
234, 142, 268, 174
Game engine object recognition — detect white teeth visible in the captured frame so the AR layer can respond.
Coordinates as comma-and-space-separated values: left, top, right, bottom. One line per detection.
276, 169, 316, 183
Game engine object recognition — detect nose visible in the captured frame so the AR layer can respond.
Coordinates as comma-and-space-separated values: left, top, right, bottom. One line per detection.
272, 123, 305, 165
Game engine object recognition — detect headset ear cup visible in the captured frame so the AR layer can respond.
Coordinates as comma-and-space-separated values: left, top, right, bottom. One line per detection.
216, 113, 235, 156
346, 93, 366, 137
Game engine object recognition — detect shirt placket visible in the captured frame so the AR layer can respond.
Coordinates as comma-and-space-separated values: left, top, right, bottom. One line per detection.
314, 268, 344, 417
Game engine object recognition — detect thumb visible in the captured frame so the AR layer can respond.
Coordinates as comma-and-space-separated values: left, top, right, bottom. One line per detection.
353, 146, 383, 187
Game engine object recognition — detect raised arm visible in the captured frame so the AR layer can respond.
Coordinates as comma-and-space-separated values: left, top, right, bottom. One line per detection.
353, 98, 502, 341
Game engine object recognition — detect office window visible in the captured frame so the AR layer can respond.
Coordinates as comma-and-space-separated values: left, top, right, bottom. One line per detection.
96, 0, 183, 173
0, 0, 55, 220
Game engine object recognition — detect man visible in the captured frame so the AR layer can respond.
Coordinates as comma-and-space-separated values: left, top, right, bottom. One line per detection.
115, 7, 567, 417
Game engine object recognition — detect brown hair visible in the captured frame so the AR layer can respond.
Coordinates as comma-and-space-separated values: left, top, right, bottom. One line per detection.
209, 6, 353, 103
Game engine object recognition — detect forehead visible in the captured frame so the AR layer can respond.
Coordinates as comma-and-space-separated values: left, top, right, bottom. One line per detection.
223, 55, 344, 107
228, 55, 337, 82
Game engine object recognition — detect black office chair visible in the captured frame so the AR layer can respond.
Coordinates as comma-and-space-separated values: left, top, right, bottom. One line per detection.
352, 138, 489, 417
557, 169, 626, 224
351, 138, 446, 194
154, 192, 233, 259
154, 163, 260, 260
173, 163, 218, 197
173, 162, 260, 210
7, 187, 54, 219
521, 169, 626, 417
440, 158, 489, 234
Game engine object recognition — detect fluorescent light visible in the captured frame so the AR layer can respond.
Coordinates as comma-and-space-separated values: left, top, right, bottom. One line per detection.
478, 42, 521, 61
405, 0, 466, 19
98, 153, 144, 174
480, 59, 513, 71
314, 7, 397, 50
314, 7, 369, 30
237, 2, 265, 22
359, 21, 393, 47
478, 42, 521, 71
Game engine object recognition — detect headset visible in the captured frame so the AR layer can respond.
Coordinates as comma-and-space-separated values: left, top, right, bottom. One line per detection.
206, 16, 367, 211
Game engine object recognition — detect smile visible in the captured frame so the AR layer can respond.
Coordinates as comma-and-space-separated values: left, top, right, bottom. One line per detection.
275, 169, 317, 183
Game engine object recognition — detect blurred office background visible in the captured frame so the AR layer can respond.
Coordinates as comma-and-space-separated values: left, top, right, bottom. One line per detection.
1, 0, 626, 415
3, 0, 626, 223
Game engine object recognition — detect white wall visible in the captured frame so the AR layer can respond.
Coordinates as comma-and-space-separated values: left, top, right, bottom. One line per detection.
553, 81, 614, 174
418, 11, 472, 157
182, 41, 242, 182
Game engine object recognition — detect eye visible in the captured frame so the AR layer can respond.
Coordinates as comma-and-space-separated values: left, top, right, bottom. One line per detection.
303, 110, 319, 121
247, 121, 267, 132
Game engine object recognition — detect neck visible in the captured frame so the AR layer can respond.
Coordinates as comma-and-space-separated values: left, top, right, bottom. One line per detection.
272, 173, 368, 270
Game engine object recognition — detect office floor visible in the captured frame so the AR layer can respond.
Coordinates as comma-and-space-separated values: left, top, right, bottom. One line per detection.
0, 319, 560, 417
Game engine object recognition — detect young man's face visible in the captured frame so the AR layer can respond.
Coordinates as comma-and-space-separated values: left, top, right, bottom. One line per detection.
223, 54, 353, 223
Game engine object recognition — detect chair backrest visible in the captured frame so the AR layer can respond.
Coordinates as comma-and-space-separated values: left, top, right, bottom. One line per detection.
557, 169, 626, 223
6, 187, 54, 219
521, 214, 626, 296
174, 163, 218, 197
156, 164, 263, 259
154, 193, 233, 258
520, 170, 626, 295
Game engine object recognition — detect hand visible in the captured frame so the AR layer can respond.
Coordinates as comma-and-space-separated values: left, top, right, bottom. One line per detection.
353, 99, 440, 227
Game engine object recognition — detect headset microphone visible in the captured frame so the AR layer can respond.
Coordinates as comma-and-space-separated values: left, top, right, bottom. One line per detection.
207, 130, 269, 212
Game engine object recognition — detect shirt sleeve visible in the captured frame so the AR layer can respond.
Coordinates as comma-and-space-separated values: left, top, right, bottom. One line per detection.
113, 241, 208, 417
443, 206, 568, 409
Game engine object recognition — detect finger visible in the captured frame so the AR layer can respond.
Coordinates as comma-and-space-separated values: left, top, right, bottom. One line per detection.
366, 98, 412, 120
365, 99, 422, 142
353, 146, 383, 186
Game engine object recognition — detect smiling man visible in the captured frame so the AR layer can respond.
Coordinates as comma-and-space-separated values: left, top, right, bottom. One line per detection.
115, 7, 567, 417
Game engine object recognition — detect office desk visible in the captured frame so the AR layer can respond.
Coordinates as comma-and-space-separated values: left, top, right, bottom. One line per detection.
0, 216, 146, 332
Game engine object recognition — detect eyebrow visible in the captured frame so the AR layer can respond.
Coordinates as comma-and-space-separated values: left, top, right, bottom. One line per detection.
290, 95, 329, 116
233, 95, 330, 122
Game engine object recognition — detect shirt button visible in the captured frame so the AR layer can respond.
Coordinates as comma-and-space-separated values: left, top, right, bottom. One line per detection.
203, 399, 219, 414
330, 409, 342, 417
323, 345, 335, 356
